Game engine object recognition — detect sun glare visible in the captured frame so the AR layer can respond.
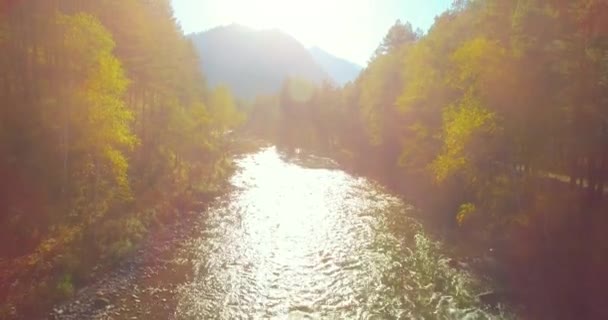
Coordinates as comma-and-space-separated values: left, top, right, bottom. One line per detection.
238, 0, 339, 39
172, 0, 453, 66
218, 0, 369, 62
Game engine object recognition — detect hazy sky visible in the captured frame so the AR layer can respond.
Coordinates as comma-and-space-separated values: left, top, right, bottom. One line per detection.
170, 0, 453, 66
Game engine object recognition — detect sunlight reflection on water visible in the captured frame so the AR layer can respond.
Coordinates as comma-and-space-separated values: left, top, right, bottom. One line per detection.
174, 146, 496, 320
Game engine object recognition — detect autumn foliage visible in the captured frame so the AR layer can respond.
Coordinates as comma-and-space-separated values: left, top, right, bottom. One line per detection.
0, 0, 242, 317
246, 1, 608, 318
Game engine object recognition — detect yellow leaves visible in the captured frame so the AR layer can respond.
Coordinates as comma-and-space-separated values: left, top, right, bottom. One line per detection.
398, 42, 440, 113
84, 53, 136, 148
190, 101, 212, 126
444, 95, 493, 153
80, 50, 135, 198
164, 86, 241, 165
208, 86, 244, 132
397, 37, 505, 183
166, 99, 209, 157
56, 13, 116, 69
431, 93, 494, 182
449, 37, 507, 90
456, 202, 477, 226
103, 147, 130, 193
87, 53, 130, 97
26, 224, 83, 267
432, 154, 467, 183
55, 12, 137, 199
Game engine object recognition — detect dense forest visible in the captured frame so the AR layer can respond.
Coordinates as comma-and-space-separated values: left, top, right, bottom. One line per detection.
245, 0, 608, 318
2, 0, 608, 318
0, 0, 242, 317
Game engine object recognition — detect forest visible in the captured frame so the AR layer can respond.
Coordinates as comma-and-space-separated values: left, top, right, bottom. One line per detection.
1, 0, 608, 319
0, 0, 242, 317
245, 0, 608, 318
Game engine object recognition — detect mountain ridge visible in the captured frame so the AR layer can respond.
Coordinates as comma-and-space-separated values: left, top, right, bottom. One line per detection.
308, 46, 362, 86
189, 24, 327, 100
189, 24, 362, 100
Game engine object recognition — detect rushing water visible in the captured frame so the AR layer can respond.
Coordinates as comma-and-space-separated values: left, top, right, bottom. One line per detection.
174, 147, 506, 320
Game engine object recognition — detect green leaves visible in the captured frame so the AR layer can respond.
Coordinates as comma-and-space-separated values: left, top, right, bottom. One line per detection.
0, 2, 242, 313
374, 19, 419, 58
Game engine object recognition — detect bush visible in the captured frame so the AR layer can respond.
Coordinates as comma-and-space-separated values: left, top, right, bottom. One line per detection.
55, 273, 74, 298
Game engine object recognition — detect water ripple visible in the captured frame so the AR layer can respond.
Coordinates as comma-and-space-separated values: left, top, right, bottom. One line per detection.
174, 147, 505, 319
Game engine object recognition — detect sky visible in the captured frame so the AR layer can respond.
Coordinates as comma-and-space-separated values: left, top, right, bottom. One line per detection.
170, 0, 453, 66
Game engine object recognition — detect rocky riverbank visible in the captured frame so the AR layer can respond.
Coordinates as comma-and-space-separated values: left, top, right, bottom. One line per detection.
49, 207, 209, 320
46, 145, 517, 319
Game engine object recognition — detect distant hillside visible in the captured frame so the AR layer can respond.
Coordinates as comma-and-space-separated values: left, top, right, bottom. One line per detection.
309, 47, 362, 86
190, 24, 328, 100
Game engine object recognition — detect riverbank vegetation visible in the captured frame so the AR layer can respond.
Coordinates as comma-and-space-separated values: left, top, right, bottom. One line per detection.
244, 0, 608, 318
0, 0, 242, 317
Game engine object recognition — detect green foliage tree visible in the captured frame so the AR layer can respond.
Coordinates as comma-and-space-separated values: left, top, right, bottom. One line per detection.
243, 1, 608, 317
0, 1, 243, 317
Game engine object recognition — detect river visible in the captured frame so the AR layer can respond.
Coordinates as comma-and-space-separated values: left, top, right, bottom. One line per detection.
172, 146, 505, 319
53, 146, 509, 319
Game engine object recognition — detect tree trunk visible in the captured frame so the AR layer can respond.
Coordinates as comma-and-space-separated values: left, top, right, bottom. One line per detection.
62, 103, 70, 198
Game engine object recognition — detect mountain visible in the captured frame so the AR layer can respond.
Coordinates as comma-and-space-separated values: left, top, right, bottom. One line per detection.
309, 47, 362, 86
189, 24, 328, 100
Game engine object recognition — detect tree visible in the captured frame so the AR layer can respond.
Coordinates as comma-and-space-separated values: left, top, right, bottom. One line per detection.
0, 1, 243, 316
373, 20, 419, 58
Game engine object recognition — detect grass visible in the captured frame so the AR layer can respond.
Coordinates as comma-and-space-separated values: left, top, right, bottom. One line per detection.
374, 204, 517, 319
